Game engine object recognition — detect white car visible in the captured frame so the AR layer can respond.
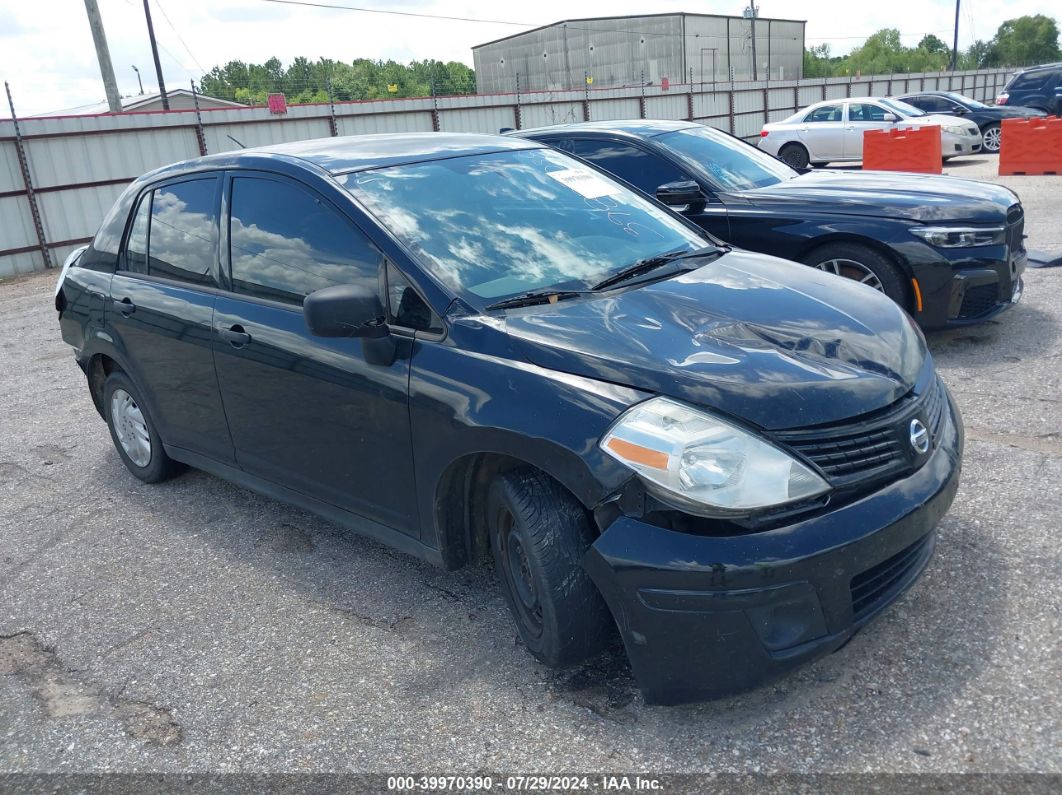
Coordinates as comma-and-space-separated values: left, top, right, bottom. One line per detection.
759, 97, 982, 168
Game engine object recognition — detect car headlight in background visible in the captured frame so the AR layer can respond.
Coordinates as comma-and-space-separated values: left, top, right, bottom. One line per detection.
910, 225, 1006, 248
943, 125, 966, 136
600, 397, 829, 515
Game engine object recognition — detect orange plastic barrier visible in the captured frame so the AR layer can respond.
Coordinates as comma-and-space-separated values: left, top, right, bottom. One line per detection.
998, 116, 1062, 176
862, 125, 943, 174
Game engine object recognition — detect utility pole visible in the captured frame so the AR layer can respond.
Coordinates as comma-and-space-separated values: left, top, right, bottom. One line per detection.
142, 0, 169, 110
748, 0, 758, 82
83, 0, 121, 113
950, 0, 960, 71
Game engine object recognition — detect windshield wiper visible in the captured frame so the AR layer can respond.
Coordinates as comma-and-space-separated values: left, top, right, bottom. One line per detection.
591, 244, 727, 291
485, 288, 589, 311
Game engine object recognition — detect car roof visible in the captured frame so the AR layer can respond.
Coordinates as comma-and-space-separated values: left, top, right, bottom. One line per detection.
513, 119, 700, 140
143, 132, 544, 182
1015, 61, 1062, 73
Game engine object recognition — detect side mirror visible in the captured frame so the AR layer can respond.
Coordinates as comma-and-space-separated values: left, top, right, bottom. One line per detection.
656, 180, 704, 208
883, 112, 899, 123
304, 284, 388, 339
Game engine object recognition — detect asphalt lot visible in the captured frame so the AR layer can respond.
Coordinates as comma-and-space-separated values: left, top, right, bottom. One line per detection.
1, 154, 1059, 776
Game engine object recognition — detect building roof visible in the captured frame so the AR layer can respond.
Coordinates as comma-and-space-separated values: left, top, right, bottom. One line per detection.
29, 89, 245, 117
473, 11, 807, 49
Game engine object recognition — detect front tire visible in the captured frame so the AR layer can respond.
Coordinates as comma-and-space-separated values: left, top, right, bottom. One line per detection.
779, 143, 810, 169
103, 371, 184, 483
487, 469, 612, 668
803, 242, 908, 307
981, 122, 1001, 153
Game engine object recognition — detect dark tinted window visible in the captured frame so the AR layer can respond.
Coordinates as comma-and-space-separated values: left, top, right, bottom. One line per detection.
540, 137, 574, 154
847, 103, 888, 122
1011, 70, 1051, 90
805, 104, 842, 122
387, 262, 439, 332
903, 96, 940, 112
124, 191, 151, 273
148, 178, 218, 286
229, 177, 381, 306
568, 139, 689, 194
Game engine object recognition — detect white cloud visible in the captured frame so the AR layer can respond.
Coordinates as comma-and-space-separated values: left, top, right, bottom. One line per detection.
0, 0, 1053, 116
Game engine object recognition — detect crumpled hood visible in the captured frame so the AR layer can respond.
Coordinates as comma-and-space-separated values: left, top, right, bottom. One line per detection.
721, 169, 1018, 223
499, 250, 927, 431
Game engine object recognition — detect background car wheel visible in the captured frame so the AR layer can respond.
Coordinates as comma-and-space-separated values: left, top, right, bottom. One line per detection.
103, 371, 184, 483
487, 468, 613, 668
981, 123, 1002, 153
810, 161, 829, 168
778, 143, 810, 169
803, 242, 908, 306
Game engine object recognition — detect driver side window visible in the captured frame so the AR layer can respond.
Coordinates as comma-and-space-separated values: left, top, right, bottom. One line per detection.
805, 104, 842, 123
568, 139, 690, 195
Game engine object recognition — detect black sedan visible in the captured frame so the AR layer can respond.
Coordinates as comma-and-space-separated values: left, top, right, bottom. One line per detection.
894, 91, 1047, 153
514, 120, 1026, 329
56, 133, 961, 704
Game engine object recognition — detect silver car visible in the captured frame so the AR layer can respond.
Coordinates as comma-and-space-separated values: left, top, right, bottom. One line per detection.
759, 97, 982, 168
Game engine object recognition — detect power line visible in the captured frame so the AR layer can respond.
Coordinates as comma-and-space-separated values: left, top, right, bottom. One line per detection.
256, 0, 954, 46
152, 0, 208, 74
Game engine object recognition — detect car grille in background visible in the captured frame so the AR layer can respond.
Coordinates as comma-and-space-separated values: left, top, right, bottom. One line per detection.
772, 377, 947, 488
958, 283, 1000, 319
850, 533, 934, 622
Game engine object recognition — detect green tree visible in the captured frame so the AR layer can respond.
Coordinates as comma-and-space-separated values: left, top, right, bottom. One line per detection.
918, 34, 949, 56
993, 15, 1061, 65
962, 40, 998, 69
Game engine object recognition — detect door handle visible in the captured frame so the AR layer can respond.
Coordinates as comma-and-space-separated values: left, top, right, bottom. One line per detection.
112, 297, 136, 316
218, 324, 252, 347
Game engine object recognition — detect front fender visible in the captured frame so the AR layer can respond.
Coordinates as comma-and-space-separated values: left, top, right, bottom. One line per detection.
408, 337, 650, 556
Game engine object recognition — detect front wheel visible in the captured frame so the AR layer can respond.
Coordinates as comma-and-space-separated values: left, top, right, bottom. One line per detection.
803, 242, 908, 307
487, 469, 612, 668
981, 122, 1001, 153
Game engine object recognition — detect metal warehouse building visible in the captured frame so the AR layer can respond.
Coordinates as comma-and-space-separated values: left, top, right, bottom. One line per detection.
472, 12, 807, 94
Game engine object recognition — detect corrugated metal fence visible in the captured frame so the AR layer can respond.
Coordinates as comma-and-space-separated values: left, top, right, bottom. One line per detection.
0, 67, 1012, 278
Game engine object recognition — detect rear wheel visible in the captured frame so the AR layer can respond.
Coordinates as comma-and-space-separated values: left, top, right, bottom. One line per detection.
487, 469, 612, 668
981, 122, 1001, 153
811, 161, 829, 168
103, 371, 184, 483
778, 143, 810, 169
803, 242, 908, 307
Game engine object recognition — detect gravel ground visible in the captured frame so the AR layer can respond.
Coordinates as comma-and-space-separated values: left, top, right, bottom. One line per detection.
0, 155, 1059, 778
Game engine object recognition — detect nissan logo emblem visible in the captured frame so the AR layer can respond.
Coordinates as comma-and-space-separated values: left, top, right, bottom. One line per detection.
909, 419, 930, 455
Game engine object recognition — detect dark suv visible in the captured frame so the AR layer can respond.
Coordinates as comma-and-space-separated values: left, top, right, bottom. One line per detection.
996, 62, 1062, 115
56, 133, 962, 705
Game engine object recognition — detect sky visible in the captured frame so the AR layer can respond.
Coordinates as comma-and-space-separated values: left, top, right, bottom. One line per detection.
0, 0, 1054, 116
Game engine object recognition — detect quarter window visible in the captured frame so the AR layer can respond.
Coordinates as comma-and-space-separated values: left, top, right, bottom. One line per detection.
124, 191, 151, 274
148, 178, 219, 287
805, 105, 842, 122
228, 177, 381, 306
568, 139, 690, 194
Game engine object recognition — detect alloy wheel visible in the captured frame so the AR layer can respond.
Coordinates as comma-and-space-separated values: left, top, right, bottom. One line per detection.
982, 126, 1001, 152
813, 258, 885, 292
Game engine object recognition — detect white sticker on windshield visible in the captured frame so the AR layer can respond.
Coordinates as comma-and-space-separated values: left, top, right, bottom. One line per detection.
545, 168, 620, 199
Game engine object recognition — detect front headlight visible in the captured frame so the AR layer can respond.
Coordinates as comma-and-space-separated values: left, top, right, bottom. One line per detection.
600, 397, 829, 515
910, 225, 1006, 248
943, 125, 966, 136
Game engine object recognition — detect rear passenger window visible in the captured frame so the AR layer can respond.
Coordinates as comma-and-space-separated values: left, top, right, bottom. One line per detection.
569, 139, 689, 194
124, 192, 151, 274
805, 105, 842, 122
228, 177, 381, 306
148, 178, 219, 287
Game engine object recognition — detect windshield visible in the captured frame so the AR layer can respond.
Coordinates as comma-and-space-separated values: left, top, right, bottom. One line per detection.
655, 125, 797, 191
944, 91, 989, 109
881, 99, 927, 118
341, 148, 705, 306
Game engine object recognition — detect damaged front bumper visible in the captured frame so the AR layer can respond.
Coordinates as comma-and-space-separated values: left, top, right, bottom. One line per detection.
583, 392, 963, 705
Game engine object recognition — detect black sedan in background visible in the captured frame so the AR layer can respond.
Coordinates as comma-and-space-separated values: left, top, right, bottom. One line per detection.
895, 91, 1047, 153
514, 120, 1027, 329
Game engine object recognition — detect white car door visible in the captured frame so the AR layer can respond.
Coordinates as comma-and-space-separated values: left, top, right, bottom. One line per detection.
844, 102, 895, 160
798, 103, 846, 160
